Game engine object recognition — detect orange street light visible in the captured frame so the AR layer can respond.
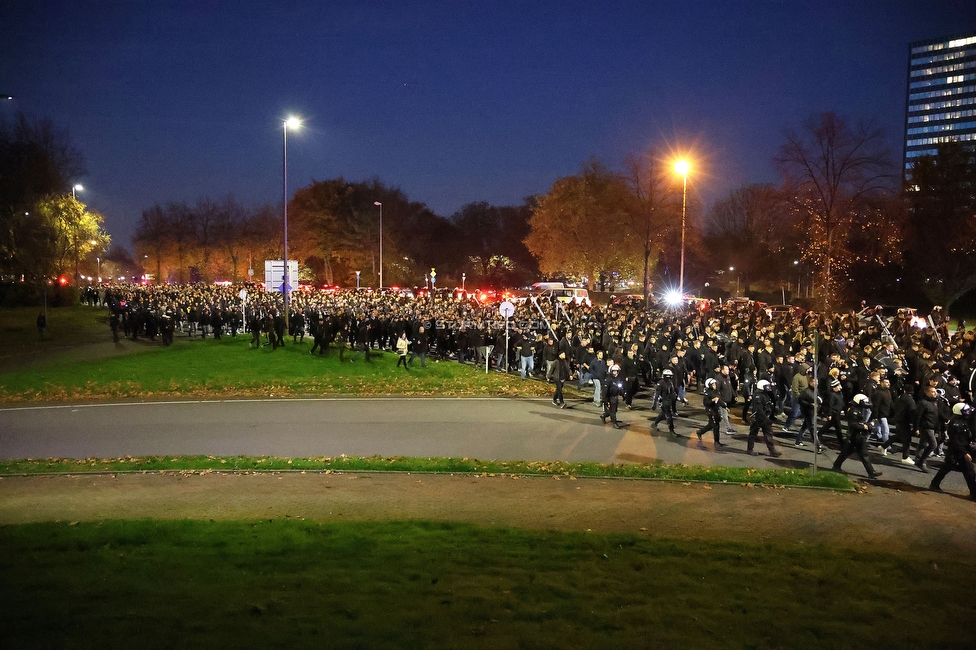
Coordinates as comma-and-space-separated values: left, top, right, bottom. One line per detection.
674, 159, 691, 296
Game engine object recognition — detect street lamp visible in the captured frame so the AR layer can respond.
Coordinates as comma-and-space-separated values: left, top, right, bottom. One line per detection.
730, 266, 740, 296
72, 184, 83, 199
674, 159, 690, 297
373, 201, 383, 290
282, 116, 301, 331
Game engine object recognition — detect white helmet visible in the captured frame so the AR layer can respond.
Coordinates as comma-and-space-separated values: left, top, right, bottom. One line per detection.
705, 378, 717, 389
853, 393, 870, 406
756, 379, 771, 392
952, 402, 973, 416
609, 364, 621, 374
662, 369, 673, 377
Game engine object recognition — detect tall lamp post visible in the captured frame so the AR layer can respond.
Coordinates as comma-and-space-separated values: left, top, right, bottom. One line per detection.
373, 201, 383, 290
71, 184, 83, 199
674, 159, 690, 297
282, 116, 301, 331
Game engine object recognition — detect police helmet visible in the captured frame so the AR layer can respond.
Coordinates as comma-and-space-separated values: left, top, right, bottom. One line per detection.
755, 379, 771, 392
952, 402, 973, 416
662, 369, 673, 377
705, 378, 717, 389
609, 364, 621, 374
853, 393, 870, 406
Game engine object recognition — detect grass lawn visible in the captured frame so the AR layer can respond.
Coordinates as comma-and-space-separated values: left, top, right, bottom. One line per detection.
0, 304, 109, 351
0, 455, 854, 489
1, 519, 972, 650
0, 306, 555, 401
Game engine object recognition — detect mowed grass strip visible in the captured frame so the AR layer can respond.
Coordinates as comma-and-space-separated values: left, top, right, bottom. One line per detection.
1, 519, 972, 650
0, 324, 556, 401
0, 454, 854, 489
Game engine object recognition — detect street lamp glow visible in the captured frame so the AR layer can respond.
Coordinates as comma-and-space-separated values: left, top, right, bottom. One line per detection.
674, 158, 691, 297
72, 184, 84, 199
282, 115, 302, 332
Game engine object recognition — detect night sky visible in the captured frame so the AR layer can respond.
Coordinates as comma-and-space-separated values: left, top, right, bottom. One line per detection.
2, 1, 973, 250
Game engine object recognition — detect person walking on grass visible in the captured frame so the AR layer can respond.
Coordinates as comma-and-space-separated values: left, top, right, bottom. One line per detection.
396, 331, 409, 368
407, 325, 428, 368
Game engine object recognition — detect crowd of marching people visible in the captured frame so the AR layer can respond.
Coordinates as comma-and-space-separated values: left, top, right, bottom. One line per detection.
90, 281, 976, 500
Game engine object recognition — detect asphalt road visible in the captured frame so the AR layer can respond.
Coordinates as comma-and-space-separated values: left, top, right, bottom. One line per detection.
0, 396, 950, 491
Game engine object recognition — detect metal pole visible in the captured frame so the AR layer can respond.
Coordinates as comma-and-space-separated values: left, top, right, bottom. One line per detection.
505, 317, 510, 374
374, 201, 383, 289
679, 172, 687, 297
812, 330, 819, 475
282, 121, 290, 333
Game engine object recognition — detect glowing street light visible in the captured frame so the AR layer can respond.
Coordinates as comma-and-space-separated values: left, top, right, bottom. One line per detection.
72, 184, 84, 199
374, 201, 383, 290
282, 116, 301, 331
674, 159, 690, 297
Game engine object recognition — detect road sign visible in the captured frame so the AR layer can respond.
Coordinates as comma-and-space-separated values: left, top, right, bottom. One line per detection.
499, 301, 515, 318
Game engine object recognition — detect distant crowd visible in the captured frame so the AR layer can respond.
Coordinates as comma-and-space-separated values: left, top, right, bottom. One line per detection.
83, 281, 976, 497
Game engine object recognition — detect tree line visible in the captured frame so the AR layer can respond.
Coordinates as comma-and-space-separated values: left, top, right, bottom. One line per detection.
0, 113, 110, 286
4, 108, 974, 311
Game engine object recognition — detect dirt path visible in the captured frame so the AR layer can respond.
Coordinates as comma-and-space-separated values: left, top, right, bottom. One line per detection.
2, 472, 974, 557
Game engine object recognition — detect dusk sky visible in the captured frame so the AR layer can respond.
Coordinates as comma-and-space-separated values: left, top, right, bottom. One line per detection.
2, 1, 973, 250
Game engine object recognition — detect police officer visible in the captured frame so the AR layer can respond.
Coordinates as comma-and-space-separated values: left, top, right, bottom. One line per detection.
602, 364, 626, 429
832, 394, 883, 479
929, 402, 976, 500
695, 378, 726, 448
747, 380, 782, 457
650, 369, 678, 437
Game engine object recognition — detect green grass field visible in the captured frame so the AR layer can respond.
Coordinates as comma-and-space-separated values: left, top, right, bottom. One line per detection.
2, 519, 973, 650
0, 454, 853, 490
0, 306, 555, 401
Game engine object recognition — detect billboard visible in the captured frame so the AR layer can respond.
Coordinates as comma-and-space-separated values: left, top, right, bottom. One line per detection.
264, 260, 299, 293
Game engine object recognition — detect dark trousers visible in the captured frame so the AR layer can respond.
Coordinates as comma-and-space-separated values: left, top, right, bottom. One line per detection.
930, 453, 976, 497
603, 398, 620, 424
818, 414, 845, 447
651, 402, 675, 432
833, 434, 878, 477
553, 379, 565, 405
916, 428, 938, 464
748, 421, 777, 454
696, 410, 721, 444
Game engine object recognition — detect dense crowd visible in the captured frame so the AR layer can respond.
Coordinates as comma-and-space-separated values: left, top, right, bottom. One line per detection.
87, 282, 976, 499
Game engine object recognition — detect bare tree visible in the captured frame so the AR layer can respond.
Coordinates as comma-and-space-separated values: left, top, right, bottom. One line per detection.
623, 152, 676, 302
775, 112, 893, 308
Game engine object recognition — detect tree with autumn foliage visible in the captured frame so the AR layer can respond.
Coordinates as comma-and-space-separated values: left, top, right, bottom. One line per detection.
524, 160, 637, 290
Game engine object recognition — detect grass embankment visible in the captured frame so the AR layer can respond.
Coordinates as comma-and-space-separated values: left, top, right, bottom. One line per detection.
0, 306, 555, 401
2, 519, 972, 649
0, 454, 854, 489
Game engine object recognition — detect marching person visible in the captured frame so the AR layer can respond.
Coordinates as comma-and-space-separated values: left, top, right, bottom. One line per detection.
695, 378, 726, 448
747, 380, 782, 457
650, 369, 678, 438
929, 402, 976, 500
832, 393, 883, 479
602, 364, 626, 429
396, 330, 410, 368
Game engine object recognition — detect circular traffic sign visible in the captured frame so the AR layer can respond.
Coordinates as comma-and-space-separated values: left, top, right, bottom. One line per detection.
499, 301, 515, 318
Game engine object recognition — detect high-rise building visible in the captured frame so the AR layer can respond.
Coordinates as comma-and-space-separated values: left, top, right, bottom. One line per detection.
904, 31, 976, 179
